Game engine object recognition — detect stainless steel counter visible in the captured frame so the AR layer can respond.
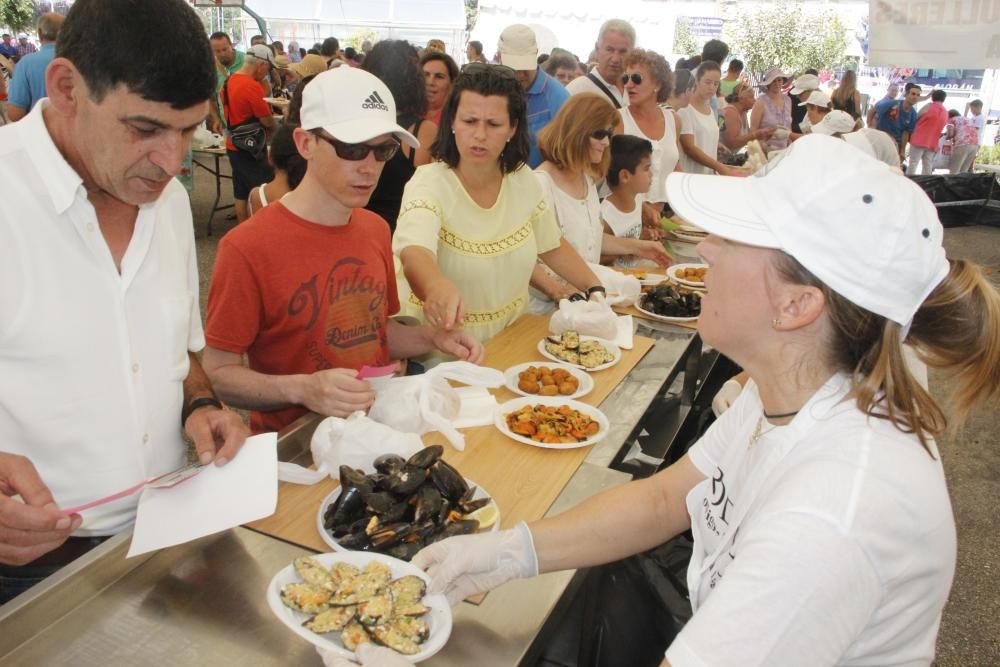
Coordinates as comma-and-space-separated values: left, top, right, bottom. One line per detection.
0, 323, 700, 666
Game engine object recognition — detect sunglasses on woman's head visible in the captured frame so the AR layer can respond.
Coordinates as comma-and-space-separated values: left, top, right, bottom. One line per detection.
591, 128, 614, 140
622, 72, 643, 85
313, 133, 400, 161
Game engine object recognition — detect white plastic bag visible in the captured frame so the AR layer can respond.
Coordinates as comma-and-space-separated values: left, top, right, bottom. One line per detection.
277, 412, 423, 485
549, 298, 619, 341
367, 361, 504, 451
587, 263, 641, 306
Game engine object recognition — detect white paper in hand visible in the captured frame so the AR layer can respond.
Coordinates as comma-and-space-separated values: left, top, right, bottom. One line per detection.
127, 433, 278, 558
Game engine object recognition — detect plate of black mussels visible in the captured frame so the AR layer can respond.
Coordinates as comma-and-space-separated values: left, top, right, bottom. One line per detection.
267, 551, 451, 661
317, 445, 500, 560
636, 284, 702, 322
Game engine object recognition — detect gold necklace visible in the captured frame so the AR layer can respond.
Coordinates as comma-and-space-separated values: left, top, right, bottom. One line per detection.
748, 415, 781, 448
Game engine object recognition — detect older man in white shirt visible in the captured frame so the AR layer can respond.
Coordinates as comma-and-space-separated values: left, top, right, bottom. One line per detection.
0, 0, 247, 604
565, 18, 634, 109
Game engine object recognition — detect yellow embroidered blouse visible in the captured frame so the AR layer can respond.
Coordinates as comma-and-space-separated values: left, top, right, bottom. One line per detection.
392, 162, 562, 343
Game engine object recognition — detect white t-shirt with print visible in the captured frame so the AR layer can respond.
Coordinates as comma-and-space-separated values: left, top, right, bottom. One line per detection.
666, 374, 955, 667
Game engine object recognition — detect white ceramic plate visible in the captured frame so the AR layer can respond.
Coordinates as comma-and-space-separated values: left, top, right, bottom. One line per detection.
667, 263, 707, 289
317, 480, 500, 553
634, 299, 699, 323
494, 396, 610, 450
266, 551, 452, 663
503, 362, 594, 400
536, 336, 621, 372
671, 229, 709, 244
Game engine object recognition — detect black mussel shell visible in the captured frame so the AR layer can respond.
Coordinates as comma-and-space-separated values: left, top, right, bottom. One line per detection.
429, 460, 468, 501
337, 530, 371, 550
406, 445, 444, 469
413, 486, 444, 525
381, 499, 411, 524
369, 522, 414, 549
327, 485, 365, 531
385, 465, 428, 495
364, 491, 397, 515
373, 454, 406, 476
339, 465, 374, 494
385, 540, 423, 561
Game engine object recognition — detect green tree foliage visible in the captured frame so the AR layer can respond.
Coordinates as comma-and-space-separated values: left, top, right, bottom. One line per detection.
0, 0, 35, 34
672, 18, 700, 58
725, 1, 848, 79
465, 0, 478, 32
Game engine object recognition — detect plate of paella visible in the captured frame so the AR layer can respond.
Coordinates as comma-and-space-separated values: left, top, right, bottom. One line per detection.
494, 396, 610, 449
267, 551, 451, 662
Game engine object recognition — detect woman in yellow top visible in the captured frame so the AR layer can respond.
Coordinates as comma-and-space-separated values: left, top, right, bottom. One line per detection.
393, 64, 603, 343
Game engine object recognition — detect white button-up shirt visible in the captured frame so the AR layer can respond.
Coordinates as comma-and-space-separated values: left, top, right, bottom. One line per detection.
0, 101, 204, 535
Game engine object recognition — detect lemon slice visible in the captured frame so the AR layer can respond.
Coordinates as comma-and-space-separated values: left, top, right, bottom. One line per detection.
465, 502, 499, 531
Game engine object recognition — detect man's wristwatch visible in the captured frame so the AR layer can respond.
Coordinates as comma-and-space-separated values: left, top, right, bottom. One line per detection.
586, 285, 607, 298
181, 396, 223, 428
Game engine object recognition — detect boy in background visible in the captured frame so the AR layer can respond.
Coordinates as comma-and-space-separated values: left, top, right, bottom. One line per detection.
601, 135, 654, 268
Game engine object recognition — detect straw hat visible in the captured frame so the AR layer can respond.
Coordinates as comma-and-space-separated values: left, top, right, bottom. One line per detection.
289, 53, 328, 79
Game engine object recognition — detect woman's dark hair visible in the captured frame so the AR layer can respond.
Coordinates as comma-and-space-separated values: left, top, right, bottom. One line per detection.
362, 39, 426, 116
57, 0, 214, 109
287, 74, 317, 124
948, 109, 960, 118
672, 69, 695, 97
695, 60, 721, 81
269, 123, 307, 189
431, 64, 531, 174
607, 134, 653, 187
420, 51, 459, 81
543, 52, 578, 77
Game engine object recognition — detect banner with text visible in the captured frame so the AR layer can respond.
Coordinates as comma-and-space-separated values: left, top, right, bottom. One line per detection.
869, 0, 1000, 67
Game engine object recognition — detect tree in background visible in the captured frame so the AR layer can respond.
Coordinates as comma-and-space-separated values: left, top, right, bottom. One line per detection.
0, 0, 34, 34
672, 18, 700, 59
725, 1, 847, 80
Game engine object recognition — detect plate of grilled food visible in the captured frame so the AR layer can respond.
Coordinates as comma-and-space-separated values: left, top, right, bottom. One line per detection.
537, 331, 620, 372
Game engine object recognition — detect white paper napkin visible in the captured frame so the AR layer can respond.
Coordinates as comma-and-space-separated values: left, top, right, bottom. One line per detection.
615, 314, 634, 350
452, 386, 500, 429
127, 433, 278, 558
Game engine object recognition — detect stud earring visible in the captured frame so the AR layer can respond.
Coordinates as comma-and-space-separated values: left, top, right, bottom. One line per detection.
772, 318, 782, 329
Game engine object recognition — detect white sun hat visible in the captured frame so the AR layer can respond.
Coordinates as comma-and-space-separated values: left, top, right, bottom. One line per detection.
300, 67, 418, 148
665, 134, 949, 326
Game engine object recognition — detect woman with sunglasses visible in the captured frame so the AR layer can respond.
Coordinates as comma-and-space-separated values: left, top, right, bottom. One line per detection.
414, 135, 1000, 666
392, 63, 605, 346
529, 93, 672, 312
751, 67, 796, 152
678, 61, 743, 176
613, 48, 682, 237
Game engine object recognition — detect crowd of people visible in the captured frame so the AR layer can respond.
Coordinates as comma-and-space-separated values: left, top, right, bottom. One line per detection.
2, 3, 1000, 667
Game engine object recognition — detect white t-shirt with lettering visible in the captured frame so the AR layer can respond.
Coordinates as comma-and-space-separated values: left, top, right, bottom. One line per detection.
666, 373, 955, 667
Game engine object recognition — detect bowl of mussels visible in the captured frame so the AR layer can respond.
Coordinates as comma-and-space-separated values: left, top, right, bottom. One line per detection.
637, 284, 702, 322
317, 445, 500, 560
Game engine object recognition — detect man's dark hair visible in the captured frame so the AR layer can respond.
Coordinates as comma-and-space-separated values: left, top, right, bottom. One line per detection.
543, 52, 578, 77
307, 48, 319, 55
805, 68, 819, 76
701, 39, 728, 66
321, 37, 339, 57
904, 82, 921, 94
209, 31, 231, 44
930, 89, 946, 103
607, 134, 652, 187
672, 68, 695, 96
269, 122, 306, 189
362, 39, 426, 116
420, 50, 459, 81
970, 98, 983, 108
727, 58, 743, 74
250, 34, 266, 46
272, 40, 284, 52
344, 46, 358, 61
948, 109, 960, 118
58, 0, 215, 109
469, 40, 483, 56
432, 64, 530, 174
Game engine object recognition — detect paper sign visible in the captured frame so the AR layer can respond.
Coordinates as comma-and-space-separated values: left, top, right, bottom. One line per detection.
127, 433, 278, 558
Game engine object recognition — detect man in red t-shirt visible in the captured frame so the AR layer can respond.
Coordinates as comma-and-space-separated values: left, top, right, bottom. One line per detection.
203, 68, 485, 434
222, 43, 276, 222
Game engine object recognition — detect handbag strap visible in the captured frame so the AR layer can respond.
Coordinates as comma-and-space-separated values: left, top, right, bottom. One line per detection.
587, 72, 622, 109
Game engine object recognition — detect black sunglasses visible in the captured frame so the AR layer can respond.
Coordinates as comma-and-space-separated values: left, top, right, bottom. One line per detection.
622, 72, 643, 86
313, 133, 400, 162
461, 62, 517, 79
591, 128, 614, 140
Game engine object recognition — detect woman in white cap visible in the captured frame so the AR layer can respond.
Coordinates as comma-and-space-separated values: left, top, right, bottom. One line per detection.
393, 64, 604, 345
412, 135, 1000, 666
813, 109, 902, 170
751, 67, 794, 152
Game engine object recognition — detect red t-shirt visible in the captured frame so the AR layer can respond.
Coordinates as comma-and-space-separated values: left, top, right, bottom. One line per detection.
221, 72, 271, 151
205, 203, 400, 434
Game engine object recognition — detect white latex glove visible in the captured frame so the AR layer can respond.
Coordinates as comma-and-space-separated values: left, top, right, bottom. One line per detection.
712, 378, 744, 417
411, 522, 538, 606
318, 643, 413, 667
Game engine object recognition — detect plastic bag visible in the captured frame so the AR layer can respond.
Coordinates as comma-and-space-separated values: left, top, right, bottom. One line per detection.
368, 361, 504, 451
277, 412, 424, 485
550, 298, 618, 340
587, 263, 641, 307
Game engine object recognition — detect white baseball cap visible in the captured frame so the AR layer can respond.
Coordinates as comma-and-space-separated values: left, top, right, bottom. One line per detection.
300, 68, 419, 148
246, 44, 277, 67
811, 110, 857, 135
790, 74, 820, 95
498, 24, 538, 71
798, 90, 831, 108
665, 134, 949, 326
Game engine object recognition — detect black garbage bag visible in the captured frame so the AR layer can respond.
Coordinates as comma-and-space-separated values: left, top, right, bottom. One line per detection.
908, 172, 1000, 228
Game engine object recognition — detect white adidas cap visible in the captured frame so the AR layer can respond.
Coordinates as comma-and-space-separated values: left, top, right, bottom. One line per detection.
665, 134, 949, 326
300, 68, 419, 148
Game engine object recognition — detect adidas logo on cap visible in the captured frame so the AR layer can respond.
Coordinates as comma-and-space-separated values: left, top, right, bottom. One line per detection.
362, 90, 389, 112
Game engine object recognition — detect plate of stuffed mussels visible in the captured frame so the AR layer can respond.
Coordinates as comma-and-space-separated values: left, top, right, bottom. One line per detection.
537, 331, 620, 372
268, 552, 451, 661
